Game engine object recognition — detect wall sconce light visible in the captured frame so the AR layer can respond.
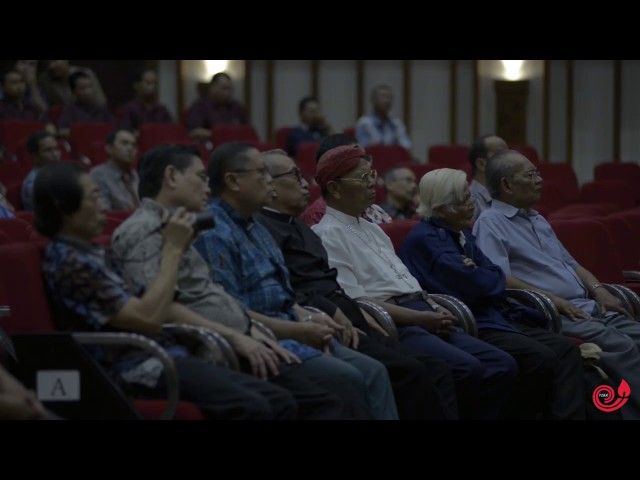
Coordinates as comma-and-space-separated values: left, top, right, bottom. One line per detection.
203, 60, 229, 78
501, 60, 524, 81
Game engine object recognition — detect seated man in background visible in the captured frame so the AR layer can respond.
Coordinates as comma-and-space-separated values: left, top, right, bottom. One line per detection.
286, 96, 331, 158
119, 67, 174, 135
0, 69, 55, 134
185, 72, 248, 142
380, 166, 417, 220
89, 129, 140, 211
111, 143, 373, 419
311, 144, 519, 420
469, 134, 507, 221
400, 168, 585, 419
0, 60, 48, 114
193, 142, 398, 420
56, 71, 115, 140
39, 60, 107, 108
257, 148, 459, 420
473, 149, 640, 420
13, 60, 48, 114
355, 85, 412, 150
35, 162, 304, 420
299, 133, 393, 226
21, 131, 62, 211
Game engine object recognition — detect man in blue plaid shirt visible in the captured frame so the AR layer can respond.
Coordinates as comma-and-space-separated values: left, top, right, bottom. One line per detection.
194, 141, 398, 420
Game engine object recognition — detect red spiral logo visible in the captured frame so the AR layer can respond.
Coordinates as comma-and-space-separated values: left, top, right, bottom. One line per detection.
592, 379, 631, 413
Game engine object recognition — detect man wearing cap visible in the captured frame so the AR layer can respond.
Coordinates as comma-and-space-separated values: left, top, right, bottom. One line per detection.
312, 143, 518, 420
299, 134, 393, 226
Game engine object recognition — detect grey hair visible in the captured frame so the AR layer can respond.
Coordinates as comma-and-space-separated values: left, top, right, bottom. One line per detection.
485, 149, 520, 198
417, 168, 467, 218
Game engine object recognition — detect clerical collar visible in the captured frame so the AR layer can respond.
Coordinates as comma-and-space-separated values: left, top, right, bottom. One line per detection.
260, 207, 295, 224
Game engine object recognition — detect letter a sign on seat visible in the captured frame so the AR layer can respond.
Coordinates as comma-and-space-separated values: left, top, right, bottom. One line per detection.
37, 370, 80, 401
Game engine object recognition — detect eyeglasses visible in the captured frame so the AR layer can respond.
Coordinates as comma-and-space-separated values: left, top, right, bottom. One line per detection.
338, 169, 378, 184
229, 167, 271, 179
513, 170, 542, 181
271, 168, 304, 184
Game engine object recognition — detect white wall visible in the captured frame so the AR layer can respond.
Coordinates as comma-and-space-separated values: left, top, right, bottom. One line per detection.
171, 59, 638, 183
411, 60, 450, 163
250, 60, 267, 142
273, 60, 311, 131
455, 60, 474, 146
621, 60, 640, 162
573, 60, 614, 184
548, 60, 568, 164
318, 60, 357, 134
158, 60, 178, 119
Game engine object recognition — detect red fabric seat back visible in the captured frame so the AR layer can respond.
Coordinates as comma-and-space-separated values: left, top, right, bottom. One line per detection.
275, 127, 293, 151
380, 219, 419, 254
70, 122, 114, 162
138, 123, 190, 154
295, 142, 319, 182
0, 241, 55, 334
581, 180, 636, 210
427, 144, 470, 169
549, 218, 623, 284
537, 164, 581, 204
210, 125, 259, 146
0, 120, 45, 159
365, 145, 413, 178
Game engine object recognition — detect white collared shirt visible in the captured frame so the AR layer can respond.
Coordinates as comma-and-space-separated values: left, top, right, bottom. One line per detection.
312, 206, 422, 300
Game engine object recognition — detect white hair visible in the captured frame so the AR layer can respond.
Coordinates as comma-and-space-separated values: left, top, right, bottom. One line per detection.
417, 168, 468, 218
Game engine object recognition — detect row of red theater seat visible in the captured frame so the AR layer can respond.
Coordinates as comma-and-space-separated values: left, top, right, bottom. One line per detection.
380, 208, 640, 300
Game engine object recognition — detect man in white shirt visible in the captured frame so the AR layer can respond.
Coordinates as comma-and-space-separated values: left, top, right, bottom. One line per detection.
311, 143, 518, 420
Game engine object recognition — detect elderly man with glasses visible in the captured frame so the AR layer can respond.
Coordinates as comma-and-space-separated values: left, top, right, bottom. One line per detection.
473, 149, 640, 420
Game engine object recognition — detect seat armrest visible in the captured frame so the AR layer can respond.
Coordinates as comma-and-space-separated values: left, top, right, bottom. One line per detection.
72, 332, 179, 420
250, 319, 278, 341
506, 289, 562, 332
429, 294, 478, 337
603, 284, 640, 320
356, 300, 398, 340
623, 271, 640, 283
162, 324, 239, 369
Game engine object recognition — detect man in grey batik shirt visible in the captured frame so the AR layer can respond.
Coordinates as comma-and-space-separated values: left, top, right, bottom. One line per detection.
90, 129, 140, 211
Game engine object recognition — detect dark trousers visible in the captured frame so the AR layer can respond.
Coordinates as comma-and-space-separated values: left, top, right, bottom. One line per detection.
159, 356, 298, 420
327, 291, 459, 420
479, 322, 586, 420
270, 359, 371, 420
396, 300, 518, 420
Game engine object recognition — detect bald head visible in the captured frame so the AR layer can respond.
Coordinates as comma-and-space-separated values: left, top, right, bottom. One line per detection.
263, 149, 309, 216
486, 149, 541, 208
263, 149, 291, 174
469, 134, 508, 177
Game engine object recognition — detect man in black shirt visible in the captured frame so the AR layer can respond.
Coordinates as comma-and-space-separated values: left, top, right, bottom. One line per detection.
257, 149, 459, 420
